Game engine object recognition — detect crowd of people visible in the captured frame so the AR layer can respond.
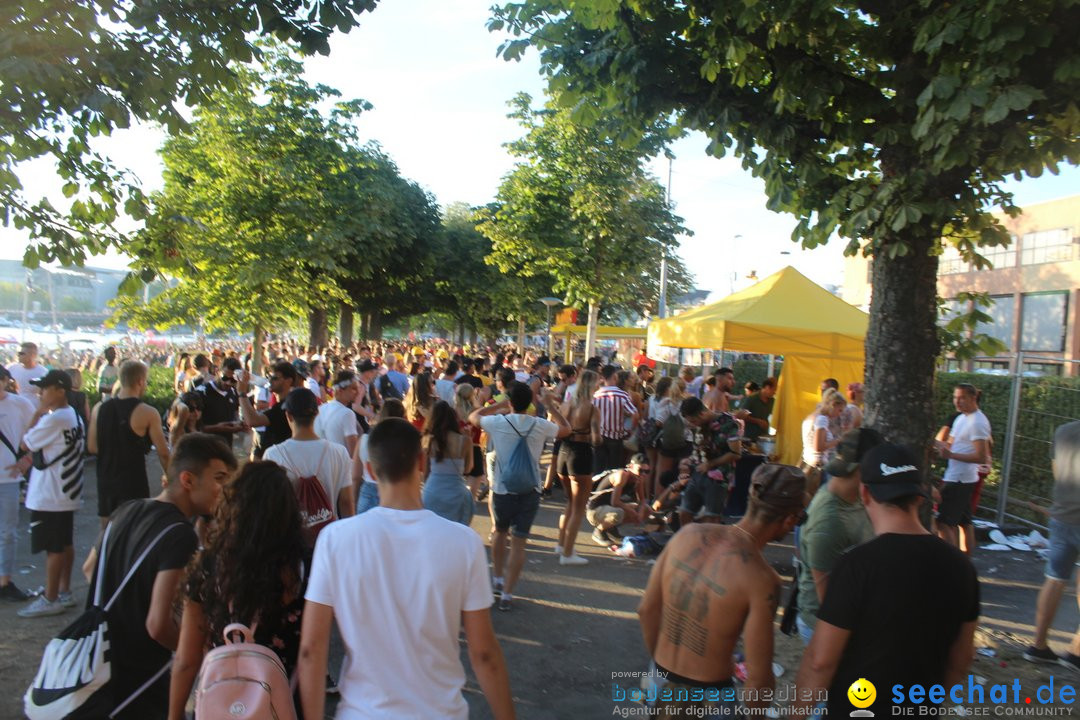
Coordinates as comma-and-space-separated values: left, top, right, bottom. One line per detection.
0, 336, 1074, 718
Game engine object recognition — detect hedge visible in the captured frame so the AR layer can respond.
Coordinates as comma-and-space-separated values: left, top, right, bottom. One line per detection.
84, 365, 177, 417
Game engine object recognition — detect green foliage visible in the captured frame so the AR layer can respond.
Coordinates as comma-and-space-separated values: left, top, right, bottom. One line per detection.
938, 292, 1010, 361
2, 1, 380, 268
477, 93, 690, 349
85, 365, 175, 416
113, 44, 372, 340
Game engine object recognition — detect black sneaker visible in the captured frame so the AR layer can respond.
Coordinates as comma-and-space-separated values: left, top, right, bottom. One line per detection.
592, 528, 613, 546
1024, 645, 1059, 664
497, 595, 512, 612
326, 673, 340, 694
607, 526, 624, 541
1059, 653, 1080, 673
0, 582, 31, 602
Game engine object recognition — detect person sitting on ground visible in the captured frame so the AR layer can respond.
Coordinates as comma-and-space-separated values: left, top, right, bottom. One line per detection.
169, 461, 308, 719
678, 396, 742, 527
638, 463, 808, 716
588, 453, 651, 548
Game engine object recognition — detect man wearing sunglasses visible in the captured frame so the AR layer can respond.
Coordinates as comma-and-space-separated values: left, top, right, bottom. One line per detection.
638, 463, 808, 716
237, 361, 300, 459
196, 356, 243, 445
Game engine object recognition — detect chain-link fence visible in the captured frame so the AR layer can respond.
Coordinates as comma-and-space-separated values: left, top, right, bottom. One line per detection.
939, 354, 1080, 531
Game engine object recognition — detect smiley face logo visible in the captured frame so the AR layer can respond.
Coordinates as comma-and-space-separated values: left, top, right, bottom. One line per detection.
847, 678, 876, 709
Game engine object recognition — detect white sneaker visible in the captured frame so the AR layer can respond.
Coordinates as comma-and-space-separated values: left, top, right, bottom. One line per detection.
18, 595, 65, 618
559, 553, 589, 566
58, 591, 77, 608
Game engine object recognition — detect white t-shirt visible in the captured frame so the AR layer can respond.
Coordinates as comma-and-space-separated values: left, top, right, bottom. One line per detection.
24, 406, 85, 511
0, 392, 34, 484
357, 434, 376, 486
263, 438, 351, 518
434, 378, 457, 405
305, 377, 323, 401
944, 409, 992, 484
480, 414, 559, 494
6, 363, 47, 410
802, 414, 833, 467
314, 400, 359, 450
305, 507, 492, 720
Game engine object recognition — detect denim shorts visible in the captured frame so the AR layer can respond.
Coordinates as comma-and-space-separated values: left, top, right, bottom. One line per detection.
493, 490, 541, 538
1046, 517, 1080, 581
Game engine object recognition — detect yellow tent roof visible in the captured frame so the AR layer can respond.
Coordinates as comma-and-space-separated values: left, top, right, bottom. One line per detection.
551, 324, 647, 339
647, 266, 868, 360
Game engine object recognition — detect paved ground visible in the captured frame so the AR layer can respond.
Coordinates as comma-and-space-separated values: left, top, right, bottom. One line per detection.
1, 453, 1078, 719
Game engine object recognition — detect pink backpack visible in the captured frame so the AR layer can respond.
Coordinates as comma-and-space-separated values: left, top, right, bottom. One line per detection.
195, 623, 297, 720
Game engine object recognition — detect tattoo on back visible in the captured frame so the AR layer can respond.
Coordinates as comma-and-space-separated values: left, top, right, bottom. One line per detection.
663, 605, 708, 656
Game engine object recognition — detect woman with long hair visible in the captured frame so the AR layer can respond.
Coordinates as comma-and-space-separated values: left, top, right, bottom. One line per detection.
421, 400, 474, 525
801, 388, 847, 494
455, 383, 485, 499
168, 391, 204, 446
652, 376, 688, 498
174, 353, 193, 396
169, 462, 307, 720
354, 398, 407, 514
554, 369, 600, 564
404, 371, 436, 431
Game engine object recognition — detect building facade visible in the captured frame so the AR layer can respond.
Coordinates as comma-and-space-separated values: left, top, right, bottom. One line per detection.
843, 193, 1080, 375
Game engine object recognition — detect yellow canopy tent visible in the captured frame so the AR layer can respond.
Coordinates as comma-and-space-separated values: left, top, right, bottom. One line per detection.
551, 323, 647, 364
648, 266, 868, 465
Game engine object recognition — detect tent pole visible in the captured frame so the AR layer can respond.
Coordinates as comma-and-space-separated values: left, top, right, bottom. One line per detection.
768, 354, 775, 377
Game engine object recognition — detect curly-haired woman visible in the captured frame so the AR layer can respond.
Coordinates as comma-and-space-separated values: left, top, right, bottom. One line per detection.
168, 461, 308, 719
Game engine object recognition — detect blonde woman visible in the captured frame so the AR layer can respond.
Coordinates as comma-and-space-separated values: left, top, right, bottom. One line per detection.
455, 383, 485, 499
801, 388, 847, 493
554, 369, 601, 564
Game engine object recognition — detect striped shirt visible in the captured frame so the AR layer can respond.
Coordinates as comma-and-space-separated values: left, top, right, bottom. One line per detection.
592, 386, 637, 439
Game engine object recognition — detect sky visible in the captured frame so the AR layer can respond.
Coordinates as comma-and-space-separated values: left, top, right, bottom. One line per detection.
2, 0, 1078, 300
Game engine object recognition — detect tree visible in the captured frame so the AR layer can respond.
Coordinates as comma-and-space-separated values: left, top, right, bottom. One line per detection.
491, 0, 1080, 457
113, 46, 369, 371
2, 0, 379, 268
478, 94, 688, 357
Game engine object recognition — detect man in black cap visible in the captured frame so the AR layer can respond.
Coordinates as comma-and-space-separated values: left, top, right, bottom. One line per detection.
795, 428, 883, 645
639, 463, 807, 716
10, 370, 85, 617
793, 444, 979, 718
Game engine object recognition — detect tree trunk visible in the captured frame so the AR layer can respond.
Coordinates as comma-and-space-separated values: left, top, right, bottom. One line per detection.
339, 304, 354, 346
457, 317, 466, 345
370, 314, 383, 340
308, 307, 328, 348
251, 324, 265, 375
517, 316, 526, 352
585, 301, 600, 361
470, 329, 478, 346
864, 236, 940, 488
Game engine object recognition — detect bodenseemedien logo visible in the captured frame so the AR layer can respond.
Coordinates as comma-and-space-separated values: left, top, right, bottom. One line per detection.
849, 678, 877, 717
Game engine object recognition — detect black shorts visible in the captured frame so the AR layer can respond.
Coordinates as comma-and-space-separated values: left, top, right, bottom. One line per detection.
467, 445, 484, 477
558, 440, 593, 477
938, 483, 975, 526
492, 491, 541, 538
30, 510, 74, 554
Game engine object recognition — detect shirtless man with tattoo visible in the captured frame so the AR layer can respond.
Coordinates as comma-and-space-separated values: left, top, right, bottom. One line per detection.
638, 463, 808, 717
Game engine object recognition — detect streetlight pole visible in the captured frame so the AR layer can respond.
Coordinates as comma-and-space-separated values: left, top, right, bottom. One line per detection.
539, 297, 562, 359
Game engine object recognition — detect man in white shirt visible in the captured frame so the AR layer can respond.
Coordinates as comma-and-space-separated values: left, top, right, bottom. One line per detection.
298, 417, 513, 720
435, 361, 460, 404
6, 341, 48, 410
0, 366, 35, 601
934, 383, 991, 551
263, 388, 353, 522
314, 370, 360, 458
10, 370, 85, 617
470, 382, 570, 611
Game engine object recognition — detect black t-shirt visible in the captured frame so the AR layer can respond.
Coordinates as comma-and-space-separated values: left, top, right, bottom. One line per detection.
818, 533, 980, 716
199, 382, 239, 439
455, 374, 484, 389
88, 500, 198, 718
255, 403, 292, 459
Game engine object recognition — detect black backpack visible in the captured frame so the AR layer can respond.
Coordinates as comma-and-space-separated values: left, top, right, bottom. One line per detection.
378, 373, 403, 401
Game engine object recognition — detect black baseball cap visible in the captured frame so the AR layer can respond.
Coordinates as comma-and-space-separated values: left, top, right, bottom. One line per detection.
859, 444, 929, 502
282, 388, 319, 419
30, 370, 72, 392
356, 359, 378, 374
825, 427, 885, 477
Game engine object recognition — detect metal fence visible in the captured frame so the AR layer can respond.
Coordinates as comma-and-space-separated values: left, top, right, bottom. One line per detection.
962, 353, 1080, 531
